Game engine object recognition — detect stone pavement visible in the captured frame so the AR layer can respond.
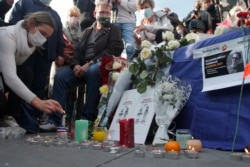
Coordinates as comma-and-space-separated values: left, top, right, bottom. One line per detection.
0, 133, 249, 167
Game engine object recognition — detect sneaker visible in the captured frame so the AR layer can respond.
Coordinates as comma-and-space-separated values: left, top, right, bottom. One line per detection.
39, 122, 57, 132
0, 116, 19, 127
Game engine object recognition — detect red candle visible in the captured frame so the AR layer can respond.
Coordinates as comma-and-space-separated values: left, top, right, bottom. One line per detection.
119, 118, 134, 148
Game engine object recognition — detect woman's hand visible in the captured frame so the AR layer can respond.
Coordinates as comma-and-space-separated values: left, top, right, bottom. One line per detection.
134, 25, 146, 34
30, 97, 64, 114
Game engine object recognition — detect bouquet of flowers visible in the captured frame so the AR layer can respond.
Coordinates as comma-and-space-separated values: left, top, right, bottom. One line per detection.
152, 75, 192, 145
95, 57, 130, 127
129, 31, 197, 94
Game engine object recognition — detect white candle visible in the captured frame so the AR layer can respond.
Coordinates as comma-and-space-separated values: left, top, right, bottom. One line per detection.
110, 146, 121, 154
93, 144, 103, 150
152, 150, 165, 158
230, 153, 243, 161
184, 147, 199, 159
134, 150, 145, 158
243, 148, 250, 163
166, 150, 179, 160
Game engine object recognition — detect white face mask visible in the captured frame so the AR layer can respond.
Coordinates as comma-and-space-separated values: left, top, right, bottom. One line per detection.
28, 29, 47, 46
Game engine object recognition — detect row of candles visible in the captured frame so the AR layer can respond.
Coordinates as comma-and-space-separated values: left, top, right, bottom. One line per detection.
25, 135, 200, 159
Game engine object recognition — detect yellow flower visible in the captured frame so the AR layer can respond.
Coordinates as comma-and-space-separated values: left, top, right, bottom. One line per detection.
140, 47, 152, 59
99, 85, 109, 94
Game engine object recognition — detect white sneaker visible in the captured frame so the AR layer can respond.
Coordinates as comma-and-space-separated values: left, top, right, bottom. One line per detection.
2, 116, 19, 127
39, 123, 57, 132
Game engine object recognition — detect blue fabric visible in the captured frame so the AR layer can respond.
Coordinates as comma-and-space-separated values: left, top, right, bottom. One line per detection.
170, 27, 250, 151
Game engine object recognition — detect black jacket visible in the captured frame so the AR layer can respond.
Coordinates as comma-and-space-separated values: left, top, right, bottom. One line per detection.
71, 22, 124, 67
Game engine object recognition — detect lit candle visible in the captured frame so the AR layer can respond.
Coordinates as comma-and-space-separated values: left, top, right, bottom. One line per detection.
242, 148, 250, 163
74, 120, 88, 142
93, 127, 107, 142
186, 137, 202, 152
153, 150, 165, 158
184, 147, 199, 159
119, 118, 134, 148
166, 150, 179, 160
134, 150, 145, 158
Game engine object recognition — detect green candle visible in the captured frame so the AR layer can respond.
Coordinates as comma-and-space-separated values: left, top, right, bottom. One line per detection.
74, 120, 88, 142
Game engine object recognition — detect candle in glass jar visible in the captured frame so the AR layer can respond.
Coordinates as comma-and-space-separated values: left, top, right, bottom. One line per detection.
176, 129, 192, 149
152, 150, 165, 158
184, 147, 199, 159
134, 150, 145, 158
166, 150, 179, 160
186, 137, 202, 152
243, 148, 250, 163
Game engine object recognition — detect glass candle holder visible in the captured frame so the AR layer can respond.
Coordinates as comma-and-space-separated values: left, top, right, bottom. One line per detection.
176, 129, 192, 149
93, 127, 107, 142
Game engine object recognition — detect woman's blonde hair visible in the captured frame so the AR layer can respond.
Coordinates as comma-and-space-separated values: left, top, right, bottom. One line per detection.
22, 11, 57, 30
68, 6, 81, 18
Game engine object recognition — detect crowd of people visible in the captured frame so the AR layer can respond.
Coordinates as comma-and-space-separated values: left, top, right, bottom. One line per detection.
0, 0, 248, 134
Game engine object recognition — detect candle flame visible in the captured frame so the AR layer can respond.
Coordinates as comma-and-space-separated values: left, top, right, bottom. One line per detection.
107, 134, 112, 140
245, 148, 250, 154
192, 147, 195, 151
188, 145, 192, 150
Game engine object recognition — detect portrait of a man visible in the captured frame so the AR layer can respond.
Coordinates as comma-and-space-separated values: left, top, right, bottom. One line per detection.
227, 51, 244, 74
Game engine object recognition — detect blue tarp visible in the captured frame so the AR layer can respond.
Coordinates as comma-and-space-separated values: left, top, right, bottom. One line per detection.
171, 27, 250, 151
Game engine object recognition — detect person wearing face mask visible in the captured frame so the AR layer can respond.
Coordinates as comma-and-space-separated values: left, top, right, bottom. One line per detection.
40, 1, 124, 132
0, 11, 63, 132
175, 23, 188, 40
134, 0, 174, 46
8, 0, 65, 133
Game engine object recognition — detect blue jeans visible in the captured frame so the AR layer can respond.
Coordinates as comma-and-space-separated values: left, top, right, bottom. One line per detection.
116, 23, 136, 61
49, 63, 102, 125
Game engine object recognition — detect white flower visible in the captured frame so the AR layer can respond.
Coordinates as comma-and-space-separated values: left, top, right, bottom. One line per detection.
168, 40, 180, 50
112, 61, 122, 70
185, 32, 199, 42
214, 25, 232, 35
111, 72, 120, 81
141, 40, 152, 48
140, 47, 152, 59
162, 94, 174, 101
162, 31, 175, 41
162, 82, 175, 92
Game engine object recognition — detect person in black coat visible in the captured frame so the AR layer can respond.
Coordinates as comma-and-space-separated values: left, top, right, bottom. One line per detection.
0, 0, 14, 26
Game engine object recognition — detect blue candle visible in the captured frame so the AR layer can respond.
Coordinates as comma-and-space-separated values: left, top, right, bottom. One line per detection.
74, 120, 88, 142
